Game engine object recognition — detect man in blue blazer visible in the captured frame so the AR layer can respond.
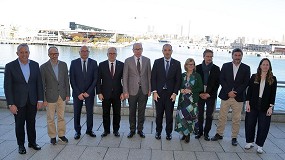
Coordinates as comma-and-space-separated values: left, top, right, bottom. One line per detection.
211, 48, 250, 146
151, 44, 181, 140
70, 45, 98, 139
4, 43, 44, 154
97, 47, 124, 137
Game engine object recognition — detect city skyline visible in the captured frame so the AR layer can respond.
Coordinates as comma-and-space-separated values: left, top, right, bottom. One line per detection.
1, 0, 285, 41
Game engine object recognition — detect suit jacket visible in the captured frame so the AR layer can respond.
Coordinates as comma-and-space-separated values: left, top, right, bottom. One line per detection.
151, 57, 181, 95
246, 74, 277, 112
123, 56, 151, 96
40, 60, 70, 103
96, 60, 124, 99
4, 59, 44, 107
218, 62, 250, 102
196, 63, 220, 99
70, 58, 98, 97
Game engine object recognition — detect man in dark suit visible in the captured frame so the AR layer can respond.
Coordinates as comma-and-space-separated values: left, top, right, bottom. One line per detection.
195, 49, 220, 141
211, 48, 250, 146
123, 43, 151, 138
70, 45, 98, 139
97, 47, 124, 137
40, 46, 70, 145
151, 44, 181, 140
4, 43, 44, 154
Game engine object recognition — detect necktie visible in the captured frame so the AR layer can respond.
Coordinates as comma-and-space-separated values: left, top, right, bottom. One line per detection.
83, 60, 87, 78
137, 58, 141, 75
110, 62, 114, 78
165, 60, 169, 76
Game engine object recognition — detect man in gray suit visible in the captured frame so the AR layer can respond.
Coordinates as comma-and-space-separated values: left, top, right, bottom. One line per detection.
123, 43, 151, 138
40, 47, 70, 145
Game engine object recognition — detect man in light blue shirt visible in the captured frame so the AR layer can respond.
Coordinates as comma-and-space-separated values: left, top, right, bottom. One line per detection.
4, 43, 44, 154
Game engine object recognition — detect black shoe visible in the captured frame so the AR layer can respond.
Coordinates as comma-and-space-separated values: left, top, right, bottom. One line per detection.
50, 138, 57, 145
74, 132, 81, 140
127, 131, 135, 138
211, 133, 223, 141
28, 143, 41, 150
113, 131, 120, 137
101, 131, 110, 137
185, 134, 190, 143
166, 134, 172, 140
59, 136, 68, 143
86, 131, 96, 137
181, 135, 186, 140
232, 138, 238, 146
195, 134, 202, 139
155, 132, 161, 140
137, 131, 145, 138
204, 134, 210, 141
18, 145, 26, 154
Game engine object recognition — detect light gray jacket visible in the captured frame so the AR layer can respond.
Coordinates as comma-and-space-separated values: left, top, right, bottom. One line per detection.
123, 56, 151, 96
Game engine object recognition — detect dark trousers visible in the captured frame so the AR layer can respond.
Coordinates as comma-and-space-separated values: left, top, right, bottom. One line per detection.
73, 96, 94, 133
14, 100, 37, 146
102, 94, 121, 133
155, 90, 175, 134
128, 87, 148, 132
245, 108, 271, 147
197, 97, 216, 135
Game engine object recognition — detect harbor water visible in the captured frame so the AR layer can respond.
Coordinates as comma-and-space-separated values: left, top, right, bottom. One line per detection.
0, 42, 284, 111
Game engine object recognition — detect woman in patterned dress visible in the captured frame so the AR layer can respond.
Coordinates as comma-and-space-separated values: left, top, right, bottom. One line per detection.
175, 58, 203, 143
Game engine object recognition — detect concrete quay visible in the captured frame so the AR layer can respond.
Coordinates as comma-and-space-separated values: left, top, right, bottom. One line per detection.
0, 108, 285, 160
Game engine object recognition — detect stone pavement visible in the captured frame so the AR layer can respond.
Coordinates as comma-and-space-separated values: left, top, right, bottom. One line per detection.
0, 108, 285, 160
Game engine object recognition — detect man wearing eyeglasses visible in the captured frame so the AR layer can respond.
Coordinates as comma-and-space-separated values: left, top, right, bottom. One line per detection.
70, 45, 98, 139
123, 43, 151, 138
40, 46, 70, 145
151, 44, 181, 140
97, 47, 124, 137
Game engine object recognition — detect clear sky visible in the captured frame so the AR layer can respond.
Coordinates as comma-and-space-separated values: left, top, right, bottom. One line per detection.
1, 0, 284, 40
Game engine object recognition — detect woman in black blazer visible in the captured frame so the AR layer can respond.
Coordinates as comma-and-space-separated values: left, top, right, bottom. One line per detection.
245, 58, 277, 154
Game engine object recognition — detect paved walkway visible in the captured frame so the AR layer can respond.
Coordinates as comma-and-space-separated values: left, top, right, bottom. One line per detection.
0, 108, 285, 160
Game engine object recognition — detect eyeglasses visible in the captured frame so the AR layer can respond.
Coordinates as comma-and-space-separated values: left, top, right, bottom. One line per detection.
49, 53, 59, 56
133, 48, 142, 51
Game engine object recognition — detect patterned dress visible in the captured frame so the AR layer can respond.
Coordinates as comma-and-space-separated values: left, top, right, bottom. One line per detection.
175, 72, 203, 135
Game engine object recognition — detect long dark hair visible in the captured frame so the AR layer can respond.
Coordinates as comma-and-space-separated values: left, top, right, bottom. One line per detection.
255, 58, 274, 85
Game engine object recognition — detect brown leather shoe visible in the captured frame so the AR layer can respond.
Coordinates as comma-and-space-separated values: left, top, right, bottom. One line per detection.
185, 134, 190, 143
